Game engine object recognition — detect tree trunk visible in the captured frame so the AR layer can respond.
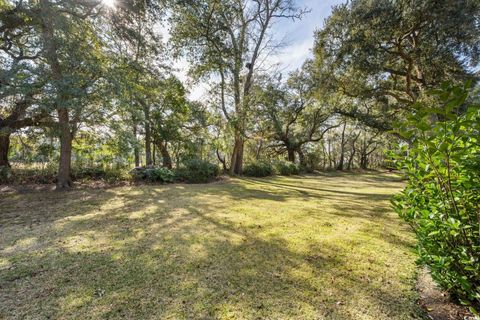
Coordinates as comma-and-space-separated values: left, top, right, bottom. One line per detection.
347, 132, 360, 170
235, 139, 244, 175
133, 125, 140, 167
337, 149, 344, 170
336, 121, 346, 170
360, 154, 368, 169
230, 134, 244, 175
216, 149, 228, 172
56, 109, 73, 189
347, 148, 356, 170
40, 0, 74, 190
360, 142, 368, 170
152, 143, 156, 166
159, 141, 172, 169
360, 138, 370, 170
287, 148, 295, 162
255, 139, 263, 160
298, 149, 306, 167
327, 139, 334, 169
0, 132, 11, 168
145, 122, 152, 166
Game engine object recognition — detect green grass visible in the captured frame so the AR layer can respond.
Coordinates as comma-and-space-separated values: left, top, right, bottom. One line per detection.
0, 173, 423, 319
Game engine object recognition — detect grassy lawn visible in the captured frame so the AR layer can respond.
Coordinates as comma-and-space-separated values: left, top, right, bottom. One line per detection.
0, 173, 423, 319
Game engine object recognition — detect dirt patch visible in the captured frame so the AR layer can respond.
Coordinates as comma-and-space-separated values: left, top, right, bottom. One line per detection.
417, 268, 476, 320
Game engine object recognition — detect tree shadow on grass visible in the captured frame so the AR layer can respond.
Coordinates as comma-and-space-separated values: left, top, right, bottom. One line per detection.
0, 180, 292, 228
240, 177, 398, 200
0, 177, 421, 319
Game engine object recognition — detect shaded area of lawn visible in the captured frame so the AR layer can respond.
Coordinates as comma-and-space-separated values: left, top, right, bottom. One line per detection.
0, 173, 423, 319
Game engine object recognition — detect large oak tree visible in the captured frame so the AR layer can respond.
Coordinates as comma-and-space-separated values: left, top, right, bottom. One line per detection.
312, 0, 480, 130
169, 0, 306, 174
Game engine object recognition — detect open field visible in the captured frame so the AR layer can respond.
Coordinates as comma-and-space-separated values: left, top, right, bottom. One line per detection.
0, 173, 423, 319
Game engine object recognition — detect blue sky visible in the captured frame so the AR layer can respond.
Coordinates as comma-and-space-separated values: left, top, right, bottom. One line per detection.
182, 0, 346, 100
269, 0, 345, 71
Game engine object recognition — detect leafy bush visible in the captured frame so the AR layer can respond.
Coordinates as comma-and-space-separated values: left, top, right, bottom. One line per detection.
73, 166, 130, 183
175, 159, 219, 183
391, 84, 480, 313
130, 166, 174, 183
72, 166, 108, 180
274, 160, 300, 176
145, 167, 174, 183
0, 164, 57, 184
0, 166, 12, 184
243, 161, 274, 177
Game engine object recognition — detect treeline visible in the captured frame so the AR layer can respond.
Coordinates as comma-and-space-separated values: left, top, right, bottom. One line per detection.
1, 0, 479, 189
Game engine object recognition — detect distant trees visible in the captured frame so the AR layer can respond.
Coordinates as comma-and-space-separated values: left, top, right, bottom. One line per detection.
255, 69, 334, 165
169, 0, 307, 174
106, 1, 165, 168
4, 0, 478, 187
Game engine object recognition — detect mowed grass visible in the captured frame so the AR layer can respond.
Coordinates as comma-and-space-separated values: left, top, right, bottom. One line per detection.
0, 173, 423, 319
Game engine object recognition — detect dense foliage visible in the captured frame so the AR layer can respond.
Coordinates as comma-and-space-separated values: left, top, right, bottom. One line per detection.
392, 84, 480, 312
243, 161, 274, 177
174, 159, 220, 183
274, 160, 300, 176
313, 0, 480, 131
130, 167, 175, 183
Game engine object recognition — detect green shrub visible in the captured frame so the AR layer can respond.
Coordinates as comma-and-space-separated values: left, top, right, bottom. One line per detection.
0, 166, 12, 184
391, 83, 480, 313
73, 166, 130, 183
175, 159, 219, 183
130, 166, 174, 183
274, 160, 300, 176
3, 164, 57, 184
243, 161, 274, 177
102, 168, 130, 183
145, 167, 174, 183
72, 166, 107, 180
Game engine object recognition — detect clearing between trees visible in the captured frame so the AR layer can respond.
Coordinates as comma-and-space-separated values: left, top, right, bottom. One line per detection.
0, 173, 423, 319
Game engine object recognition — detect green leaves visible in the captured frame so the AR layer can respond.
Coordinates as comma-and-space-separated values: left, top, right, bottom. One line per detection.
392, 84, 480, 311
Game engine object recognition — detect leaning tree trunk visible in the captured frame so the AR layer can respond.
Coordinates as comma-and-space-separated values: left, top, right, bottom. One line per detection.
56, 109, 73, 189
0, 132, 11, 168
347, 148, 356, 170
216, 149, 228, 172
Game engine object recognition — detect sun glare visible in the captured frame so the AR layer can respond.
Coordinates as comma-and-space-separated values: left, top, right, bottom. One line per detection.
102, 0, 116, 9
